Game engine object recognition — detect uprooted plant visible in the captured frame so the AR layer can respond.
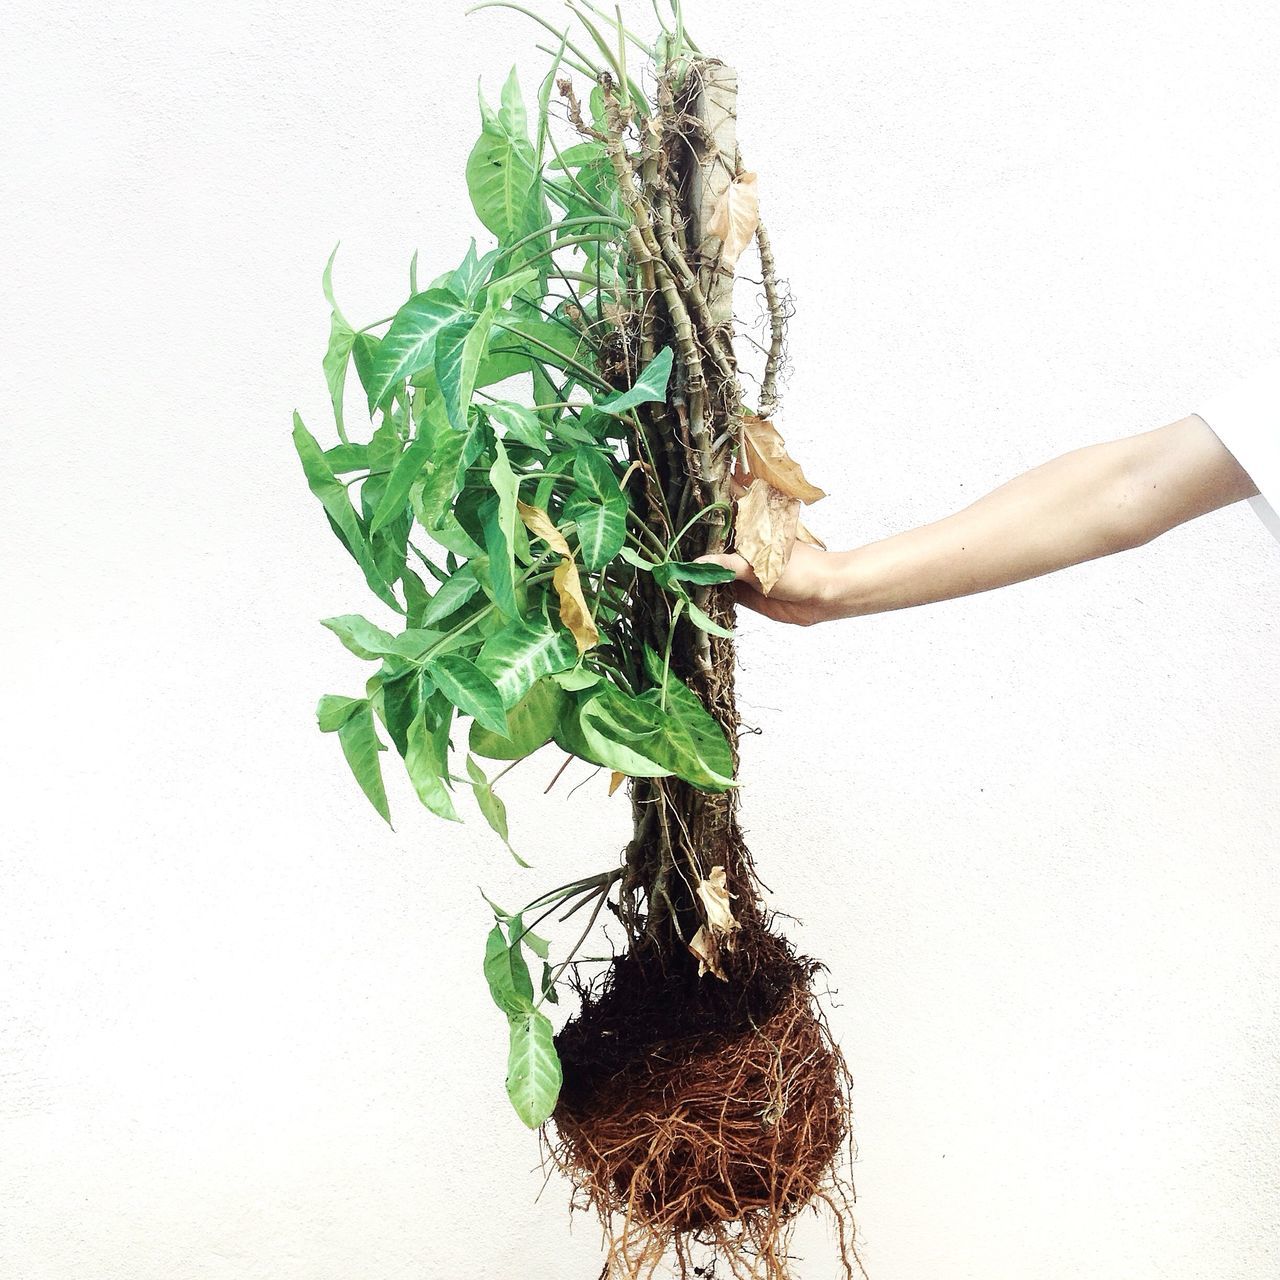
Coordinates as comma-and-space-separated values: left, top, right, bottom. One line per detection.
292, 2, 863, 1276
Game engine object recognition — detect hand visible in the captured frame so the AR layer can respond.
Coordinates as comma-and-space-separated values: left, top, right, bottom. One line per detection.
695, 542, 844, 626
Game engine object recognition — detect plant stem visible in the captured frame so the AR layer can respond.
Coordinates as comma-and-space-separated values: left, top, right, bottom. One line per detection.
491, 320, 610, 392
538, 879, 613, 1000
493, 216, 629, 272
467, 1, 598, 71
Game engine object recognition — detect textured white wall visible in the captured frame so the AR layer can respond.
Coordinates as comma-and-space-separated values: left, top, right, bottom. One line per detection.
3, 2, 1279, 1277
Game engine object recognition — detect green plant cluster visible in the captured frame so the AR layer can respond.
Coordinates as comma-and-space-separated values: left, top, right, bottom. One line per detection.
293, 60, 733, 1124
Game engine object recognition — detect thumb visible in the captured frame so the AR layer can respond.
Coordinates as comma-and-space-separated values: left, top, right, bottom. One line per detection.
693, 551, 759, 587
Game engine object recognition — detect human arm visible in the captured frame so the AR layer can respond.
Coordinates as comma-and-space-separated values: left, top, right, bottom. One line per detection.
700, 415, 1259, 626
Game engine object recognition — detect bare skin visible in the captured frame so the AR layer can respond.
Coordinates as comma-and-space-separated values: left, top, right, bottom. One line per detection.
698, 415, 1259, 626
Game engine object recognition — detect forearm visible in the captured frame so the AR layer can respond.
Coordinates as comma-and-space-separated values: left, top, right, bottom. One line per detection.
824, 415, 1257, 618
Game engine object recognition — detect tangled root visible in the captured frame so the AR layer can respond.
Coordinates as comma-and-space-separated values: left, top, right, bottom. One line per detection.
547, 932, 865, 1279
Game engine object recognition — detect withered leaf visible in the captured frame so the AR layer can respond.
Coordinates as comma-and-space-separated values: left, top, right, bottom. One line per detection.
688, 925, 728, 981
706, 171, 760, 274
552, 556, 599, 654
608, 770, 626, 796
742, 415, 826, 504
517, 500, 571, 556
695, 865, 739, 939
734, 479, 800, 595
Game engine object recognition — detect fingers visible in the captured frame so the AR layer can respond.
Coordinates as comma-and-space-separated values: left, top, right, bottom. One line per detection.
730, 581, 812, 625
693, 551, 759, 588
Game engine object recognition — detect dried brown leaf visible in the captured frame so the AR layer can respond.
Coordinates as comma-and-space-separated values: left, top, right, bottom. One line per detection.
695, 865, 739, 939
608, 770, 626, 796
734, 478, 800, 595
688, 925, 728, 981
706, 171, 760, 274
552, 556, 599, 654
742, 415, 827, 504
517, 500, 571, 557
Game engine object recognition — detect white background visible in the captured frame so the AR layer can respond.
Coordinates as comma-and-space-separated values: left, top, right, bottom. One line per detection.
3, 2, 1279, 1277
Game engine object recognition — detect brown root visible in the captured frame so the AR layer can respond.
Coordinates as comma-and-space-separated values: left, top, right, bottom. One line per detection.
547, 929, 865, 1280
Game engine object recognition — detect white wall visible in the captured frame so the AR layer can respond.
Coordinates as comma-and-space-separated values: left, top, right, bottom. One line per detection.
3, 2, 1279, 1277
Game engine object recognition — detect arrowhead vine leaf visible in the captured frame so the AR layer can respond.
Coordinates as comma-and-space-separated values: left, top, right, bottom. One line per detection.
466, 755, 528, 866
334, 700, 392, 826
364, 290, 465, 414
505, 1007, 562, 1127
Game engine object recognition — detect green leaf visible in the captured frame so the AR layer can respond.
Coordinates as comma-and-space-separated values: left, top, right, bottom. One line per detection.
476, 615, 577, 709
619, 546, 658, 571
686, 598, 735, 638
548, 141, 607, 171
369, 429, 435, 535
466, 80, 540, 246
402, 567, 432, 628
550, 665, 601, 692
365, 289, 464, 413
490, 313, 592, 378
469, 676, 567, 760
641, 649, 737, 790
406, 701, 460, 822
292, 413, 401, 612
316, 694, 363, 733
571, 446, 623, 506
485, 266, 539, 311
540, 960, 559, 1004
428, 654, 509, 737
429, 318, 471, 414
451, 238, 501, 305
485, 400, 549, 453
647, 563, 737, 638
556, 688, 672, 778
379, 666, 419, 757
351, 332, 382, 400
653, 559, 737, 588
321, 617, 449, 666
594, 346, 673, 416
474, 313, 595, 392
322, 311, 356, 442
557, 670, 737, 793
565, 447, 627, 569
335, 700, 391, 825
486, 436, 520, 606
320, 614, 399, 661
322, 242, 349, 327
499, 64, 528, 138
484, 922, 535, 1016
466, 755, 527, 867
481, 501, 519, 620
434, 304, 494, 432
517, 917, 550, 960
426, 510, 484, 559
414, 420, 471, 530
324, 442, 368, 473
418, 571, 482, 626
505, 1008, 562, 1128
